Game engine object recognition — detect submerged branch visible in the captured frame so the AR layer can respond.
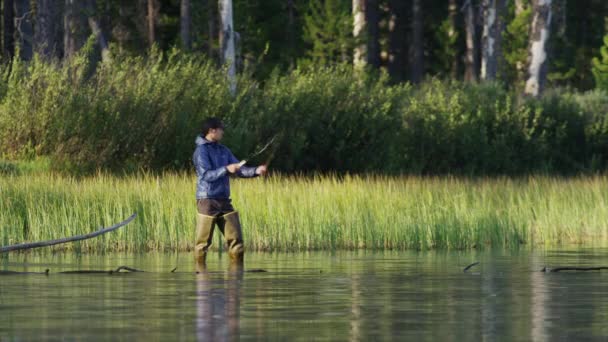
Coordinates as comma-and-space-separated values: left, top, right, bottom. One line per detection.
0, 213, 137, 253
542, 266, 608, 272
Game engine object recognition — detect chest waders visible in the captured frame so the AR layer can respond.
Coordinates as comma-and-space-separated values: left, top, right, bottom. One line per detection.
195, 211, 244, 271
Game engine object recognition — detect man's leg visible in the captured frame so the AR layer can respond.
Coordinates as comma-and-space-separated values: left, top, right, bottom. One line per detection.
195, 199, 220, 271
221, 211, 245, 266
194, 214, 216, 272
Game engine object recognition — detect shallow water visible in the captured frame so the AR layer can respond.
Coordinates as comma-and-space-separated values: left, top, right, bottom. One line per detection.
1, 249, 608, 341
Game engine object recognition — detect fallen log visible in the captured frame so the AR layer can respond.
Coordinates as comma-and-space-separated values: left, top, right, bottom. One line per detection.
0, 213, 137, 253
541, 266, 608, 272
0, 269, 49, 275
59, 265, 143, 274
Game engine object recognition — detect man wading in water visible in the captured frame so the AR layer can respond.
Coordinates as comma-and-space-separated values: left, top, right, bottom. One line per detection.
193, 118, 267, 270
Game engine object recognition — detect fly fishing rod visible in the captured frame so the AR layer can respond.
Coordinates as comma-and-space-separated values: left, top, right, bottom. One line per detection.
237, 134, 279, 167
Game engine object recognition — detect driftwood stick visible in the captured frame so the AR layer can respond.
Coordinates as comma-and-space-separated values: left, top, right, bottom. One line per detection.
0, 269, 49, 275
463, 261, 479, 273
542, 266, 608, 272
0, 213, 137, 253
114, 266, 143, 273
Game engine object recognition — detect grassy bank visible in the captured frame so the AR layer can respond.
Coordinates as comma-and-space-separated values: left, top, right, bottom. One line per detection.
1, 172, 607, 252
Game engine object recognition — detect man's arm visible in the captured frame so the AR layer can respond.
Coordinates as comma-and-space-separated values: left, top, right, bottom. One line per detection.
228, 149, 259, 178
194, 147, 228, 182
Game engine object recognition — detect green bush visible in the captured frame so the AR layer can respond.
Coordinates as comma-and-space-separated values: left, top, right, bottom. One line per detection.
0, 48, 607, 175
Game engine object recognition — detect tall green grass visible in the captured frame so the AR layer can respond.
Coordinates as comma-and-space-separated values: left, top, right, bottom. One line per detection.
1, 173, 607, 253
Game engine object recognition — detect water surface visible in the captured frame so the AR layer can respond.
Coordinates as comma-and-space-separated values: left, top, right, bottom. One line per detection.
1, 249, 608, 341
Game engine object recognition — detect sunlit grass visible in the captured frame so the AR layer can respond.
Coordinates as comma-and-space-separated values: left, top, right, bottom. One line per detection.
1, 172, 607, 253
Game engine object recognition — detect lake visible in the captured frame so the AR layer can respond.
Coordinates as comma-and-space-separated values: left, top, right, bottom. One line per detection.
1, 249, 608, 341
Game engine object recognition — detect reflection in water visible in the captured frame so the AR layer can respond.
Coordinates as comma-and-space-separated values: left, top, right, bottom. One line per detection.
530, 254, 548, 342
196, 265, 243, 341
350, 274, 361, 341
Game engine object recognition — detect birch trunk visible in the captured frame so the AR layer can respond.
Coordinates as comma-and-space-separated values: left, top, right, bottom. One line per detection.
353, 0, 366, 68
524, 0, 552, 97
219, 0, 236, 95
481, 0, 506, 80
463, 0, 477, 82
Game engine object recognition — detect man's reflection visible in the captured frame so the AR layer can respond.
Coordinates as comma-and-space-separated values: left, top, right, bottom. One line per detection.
196, 264, 243, 341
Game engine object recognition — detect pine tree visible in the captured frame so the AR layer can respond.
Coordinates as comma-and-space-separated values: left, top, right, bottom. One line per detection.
303, 0, 353, 65
592, 35, 608, 90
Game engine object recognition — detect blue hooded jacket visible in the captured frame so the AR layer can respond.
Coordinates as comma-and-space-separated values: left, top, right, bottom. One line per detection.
193, 135, 258, 199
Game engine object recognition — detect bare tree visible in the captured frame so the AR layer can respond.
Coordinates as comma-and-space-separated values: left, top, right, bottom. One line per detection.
524, 0, 553, 97
463, 0, 478, 82
409, 0, 424, 83
219, 0, 236, 94
180, 0, 191, 50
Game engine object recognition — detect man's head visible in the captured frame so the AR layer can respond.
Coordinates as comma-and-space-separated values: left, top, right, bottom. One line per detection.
201, 117, 225, 142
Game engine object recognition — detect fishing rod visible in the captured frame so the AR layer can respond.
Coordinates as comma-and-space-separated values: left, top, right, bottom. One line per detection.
238, 134, 279, 167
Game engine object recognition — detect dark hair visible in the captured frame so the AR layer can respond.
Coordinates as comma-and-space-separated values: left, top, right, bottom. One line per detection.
201, 117, 225, 135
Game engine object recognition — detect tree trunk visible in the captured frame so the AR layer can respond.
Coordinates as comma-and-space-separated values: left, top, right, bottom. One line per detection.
463, 0, 478, 82
552, 0, 565, 38
3, 0, 15, 59
85, 0, 110, 62
286, 0, 295, 68
208, 0, 218, 61
448, 0, 459, 78
352, 0, 366, 68
524, 0, 552, 97
481, 0, 506, 81
366, 0, 380, 68
515, 0, 525, 16
63, 0, 86, 59
387, 0, 407, 82
14, 0, 33, 60
147, 0, 157, 47
219, 0, 236, 95
353, 0, 380, 69
180, 0, 191, 50
34, 0, 56, 59
409, 0, 424, 83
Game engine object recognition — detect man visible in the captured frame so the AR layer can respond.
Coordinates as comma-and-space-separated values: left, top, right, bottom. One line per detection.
192, 117, 267, 270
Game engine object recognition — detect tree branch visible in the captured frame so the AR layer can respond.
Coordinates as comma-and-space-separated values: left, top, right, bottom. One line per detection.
0, 213, 137, 253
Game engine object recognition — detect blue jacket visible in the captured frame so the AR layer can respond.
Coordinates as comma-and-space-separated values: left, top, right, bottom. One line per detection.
193, 135, 258, 199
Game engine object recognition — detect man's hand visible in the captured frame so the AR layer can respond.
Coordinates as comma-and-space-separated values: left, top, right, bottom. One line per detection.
226, 163, 242, 174
255, 165, 268, 176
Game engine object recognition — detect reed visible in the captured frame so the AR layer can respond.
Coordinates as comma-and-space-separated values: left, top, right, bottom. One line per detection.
1, 172, 607, 252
